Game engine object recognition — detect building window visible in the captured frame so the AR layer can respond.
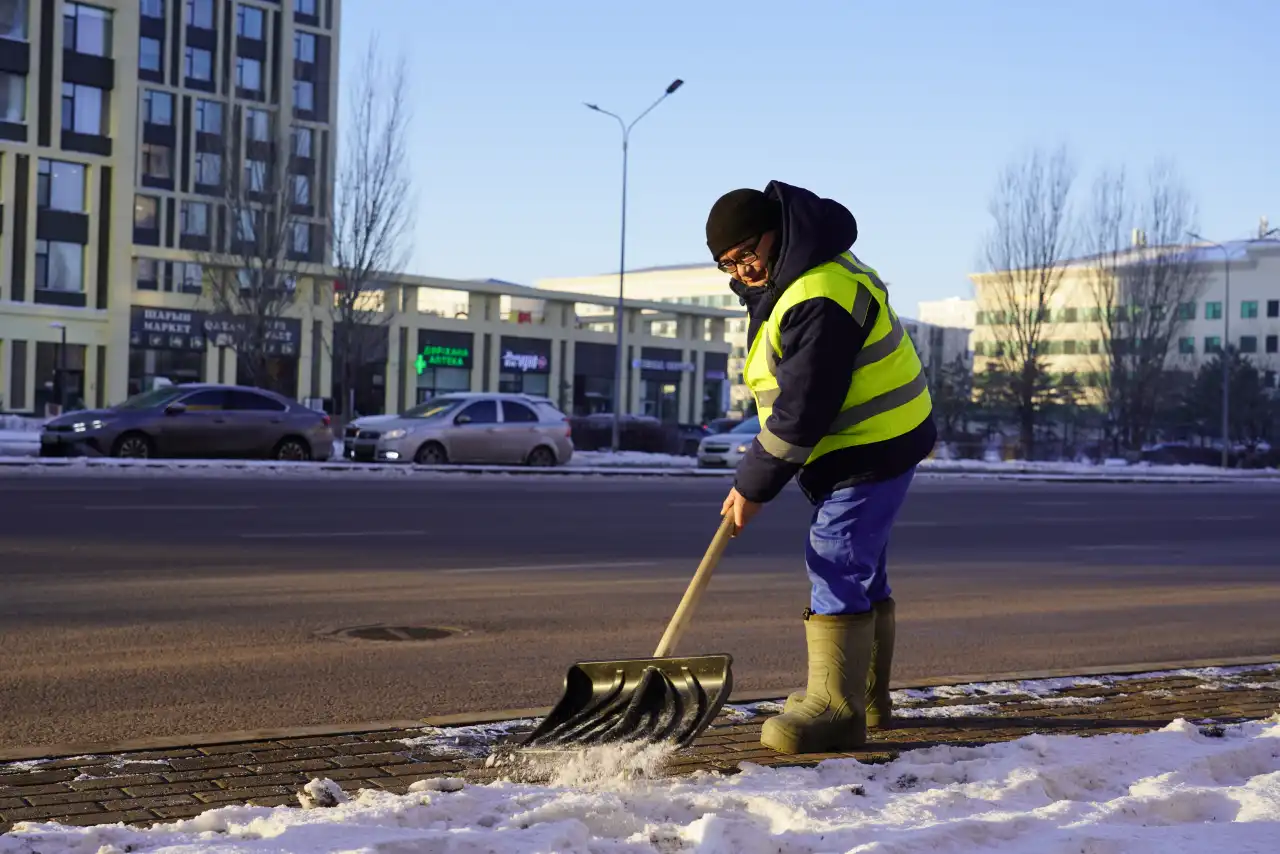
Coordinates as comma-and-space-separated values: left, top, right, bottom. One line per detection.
139, 35, 161, 71
177, 262, 202, 294
142, 88, 172, 125
1205, 301, 1222, 321
236, 3, 263, 39
0, 71, 26, 122
35, 240, 84, 292
294, 0, 316, 14
134, 194, 158, 229
140, 143, 171, 179
62, 3, 111, 57
1267, 299, 1280, 319
36, 159, 85, 211
141, 0, 163, 18
0, 0, 29, 39
1241, 300, 1258, 319
193, 151, 221, 185
1205, 336, 1222, 353
1266, 335, 1278, 354
291, 222, 309, 254
292, 79, 313, 112
292, 173, 310, 205
294, 31, 315, 62
136, 257, 159, 290
291, 125, 312, 157
244, 107, 269, 141
194, 97, 222, 134
180, 200, 208, 235
186, 0, 213, 28
245, 159, 267, 192
1177, 336, 1195, 355
1239, 335, 1258, 354
1175, 302, 1195, 321
236, 56, 262, 92
184, 46, 212, 81
60, 82, 106, 135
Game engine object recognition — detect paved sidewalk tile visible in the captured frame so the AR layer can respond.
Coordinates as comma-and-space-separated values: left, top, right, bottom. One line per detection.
2, 663, 1277, 833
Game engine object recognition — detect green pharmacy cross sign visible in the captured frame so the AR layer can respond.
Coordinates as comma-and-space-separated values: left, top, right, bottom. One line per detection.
416, 344, 470, 374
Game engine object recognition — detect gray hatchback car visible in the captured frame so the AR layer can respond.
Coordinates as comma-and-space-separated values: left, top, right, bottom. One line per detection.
39, 383, 334, 461
345, 393, 574, 466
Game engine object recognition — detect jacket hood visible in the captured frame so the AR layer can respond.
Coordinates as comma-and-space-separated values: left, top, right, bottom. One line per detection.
763, 181, 858, 290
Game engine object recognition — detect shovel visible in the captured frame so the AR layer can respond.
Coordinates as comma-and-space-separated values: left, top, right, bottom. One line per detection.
519, 514, 737, 751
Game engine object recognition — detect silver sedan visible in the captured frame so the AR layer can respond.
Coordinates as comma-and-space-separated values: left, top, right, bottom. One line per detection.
345, 393, 575, 466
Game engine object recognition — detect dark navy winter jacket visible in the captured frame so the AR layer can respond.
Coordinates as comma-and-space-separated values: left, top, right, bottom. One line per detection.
731, 181, 937, 505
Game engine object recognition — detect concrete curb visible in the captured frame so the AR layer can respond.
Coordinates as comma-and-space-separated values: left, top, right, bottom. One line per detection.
4, 653, 1275, 764
1, 455, 1278, 484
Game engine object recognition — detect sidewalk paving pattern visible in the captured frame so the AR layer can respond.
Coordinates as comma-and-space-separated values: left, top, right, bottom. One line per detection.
2, 661, 1277, 833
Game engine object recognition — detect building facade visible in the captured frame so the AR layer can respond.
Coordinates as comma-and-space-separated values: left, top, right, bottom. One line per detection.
968, 239, 1280, 391
0, 0, 338, 414
539, 261, 968, 414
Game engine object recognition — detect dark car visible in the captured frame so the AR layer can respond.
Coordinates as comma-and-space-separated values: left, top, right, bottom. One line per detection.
39, 383, 335, 461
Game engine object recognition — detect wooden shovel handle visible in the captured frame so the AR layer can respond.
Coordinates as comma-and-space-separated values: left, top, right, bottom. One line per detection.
652, 513, 737, 658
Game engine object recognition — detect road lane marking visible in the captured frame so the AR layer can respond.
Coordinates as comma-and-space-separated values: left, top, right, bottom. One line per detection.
82, 504, 261, 511
239, 530, 429, 539
440, 560, 659, 575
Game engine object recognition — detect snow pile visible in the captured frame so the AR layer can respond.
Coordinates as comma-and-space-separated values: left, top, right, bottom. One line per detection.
919, 456, 1280, 479
0, 430, 39, 456
570, 450, 697, 468
4, 717, 1279, 853
0, 415, 44, 432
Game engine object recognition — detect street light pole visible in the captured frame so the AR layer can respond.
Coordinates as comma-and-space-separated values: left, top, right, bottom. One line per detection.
585, 78, 684, 453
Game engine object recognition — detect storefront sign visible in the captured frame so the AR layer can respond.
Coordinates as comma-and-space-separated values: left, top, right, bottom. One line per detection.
632, 358, 694, 373
416, 330, 475, 374
502, 350, 548, 372
499, 336, 552, 374
203, 315, 301, 357
129, 306, 206, 351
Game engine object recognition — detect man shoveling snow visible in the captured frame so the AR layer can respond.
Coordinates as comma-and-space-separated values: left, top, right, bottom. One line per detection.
707, 183, 936, 755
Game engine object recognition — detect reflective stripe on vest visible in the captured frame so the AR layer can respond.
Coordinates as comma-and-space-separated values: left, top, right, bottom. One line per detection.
744, 251, 930, 465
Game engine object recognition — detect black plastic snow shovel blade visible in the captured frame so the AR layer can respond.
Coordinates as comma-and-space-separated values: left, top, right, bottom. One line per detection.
519, 653, 733, 750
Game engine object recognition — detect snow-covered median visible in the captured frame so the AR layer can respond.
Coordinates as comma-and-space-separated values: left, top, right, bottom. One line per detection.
4, 717, 1279, 853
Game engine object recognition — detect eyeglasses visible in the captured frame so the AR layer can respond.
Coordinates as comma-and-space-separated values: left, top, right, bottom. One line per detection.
716, 238, 761, 274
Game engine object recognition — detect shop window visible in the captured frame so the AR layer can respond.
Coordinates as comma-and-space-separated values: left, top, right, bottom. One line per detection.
128, 348, 204, 397
35, 340, 87, 414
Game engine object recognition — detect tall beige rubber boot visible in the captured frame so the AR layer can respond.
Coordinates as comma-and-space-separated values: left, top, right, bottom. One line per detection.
760, 611, 876, 755
784, 598, 896, 727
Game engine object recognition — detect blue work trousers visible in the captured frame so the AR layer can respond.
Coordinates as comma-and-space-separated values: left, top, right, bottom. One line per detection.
805, 466, 916, 615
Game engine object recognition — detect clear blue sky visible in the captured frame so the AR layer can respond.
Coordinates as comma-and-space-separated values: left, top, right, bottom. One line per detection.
339, 0, 1279, 315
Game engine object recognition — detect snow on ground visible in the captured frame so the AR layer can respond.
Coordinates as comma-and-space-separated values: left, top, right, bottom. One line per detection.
4, 717, 1279, 853
570, 450, 696, 468
0, 430, 38, 456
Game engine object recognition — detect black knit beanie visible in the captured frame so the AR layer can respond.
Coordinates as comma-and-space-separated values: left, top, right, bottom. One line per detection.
705, 188, 782, 259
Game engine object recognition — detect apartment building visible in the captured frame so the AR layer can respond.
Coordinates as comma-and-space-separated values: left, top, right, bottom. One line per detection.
0, 0, 338, 414
968, 238, 1280, 391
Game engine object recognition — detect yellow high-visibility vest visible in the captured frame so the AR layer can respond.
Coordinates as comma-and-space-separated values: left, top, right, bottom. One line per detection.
743, 252, 931, 465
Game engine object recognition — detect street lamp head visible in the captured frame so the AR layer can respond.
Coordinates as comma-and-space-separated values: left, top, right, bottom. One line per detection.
665, 79, 684, 95
584, 102, 601, 112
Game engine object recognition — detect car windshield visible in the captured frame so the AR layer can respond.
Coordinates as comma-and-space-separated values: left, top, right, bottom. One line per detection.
729, 416, 761, 434
114, 386, 188, 410
400, 397, 465, 419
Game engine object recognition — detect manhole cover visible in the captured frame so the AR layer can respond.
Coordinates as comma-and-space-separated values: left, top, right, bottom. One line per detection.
321, 625, 457, 643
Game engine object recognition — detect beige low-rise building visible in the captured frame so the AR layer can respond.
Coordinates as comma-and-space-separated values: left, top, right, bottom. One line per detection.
538, 260, 965, 414
968, 238, 1280, 394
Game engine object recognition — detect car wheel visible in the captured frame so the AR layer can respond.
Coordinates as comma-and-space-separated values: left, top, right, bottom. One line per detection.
273, 437, 311, 462
414, 441, 448, 465
112, 432, 154, 459
526, 445, 557, 467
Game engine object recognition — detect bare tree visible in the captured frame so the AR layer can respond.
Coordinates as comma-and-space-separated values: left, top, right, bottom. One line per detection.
328, 37, 413, 419
1084, 162, 1207, 454
980, 146, 1077, 458
201, 114, 308, 394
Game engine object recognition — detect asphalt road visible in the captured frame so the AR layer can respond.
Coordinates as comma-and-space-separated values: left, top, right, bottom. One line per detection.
3, 470, 1280, 752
